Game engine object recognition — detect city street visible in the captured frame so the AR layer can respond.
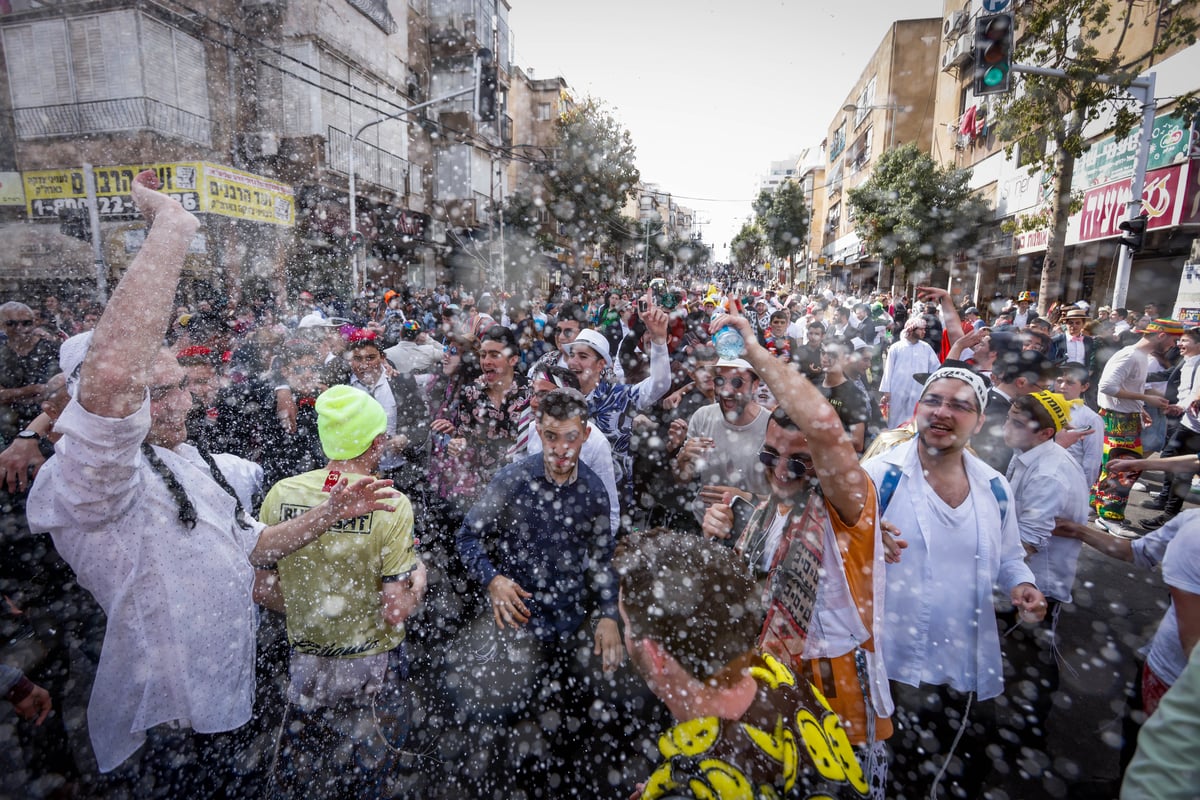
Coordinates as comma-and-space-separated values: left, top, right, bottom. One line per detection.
995, 475, 1192, 800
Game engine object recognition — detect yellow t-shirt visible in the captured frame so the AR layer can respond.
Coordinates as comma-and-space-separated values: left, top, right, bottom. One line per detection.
260, 469, 416, 658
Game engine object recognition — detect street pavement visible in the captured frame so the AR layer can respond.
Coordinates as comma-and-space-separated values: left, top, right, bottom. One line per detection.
987, 472, 1195, 800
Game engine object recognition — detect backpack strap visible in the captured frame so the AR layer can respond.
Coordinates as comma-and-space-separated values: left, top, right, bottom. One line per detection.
877, 464, 903, 515
989, 476, 1009, 527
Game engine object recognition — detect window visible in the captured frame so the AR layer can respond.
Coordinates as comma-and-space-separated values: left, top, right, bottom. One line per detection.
829, 123, 846, 161
2, 11, 209, 142
536, 103, 552, 121
346, 0, 399, 34
846, 128, 873, 174
853, 78, 876, 127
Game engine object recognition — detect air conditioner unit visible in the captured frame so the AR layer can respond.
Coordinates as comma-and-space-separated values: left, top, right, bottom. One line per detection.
943, 10, 967, 40
235, 131, 279, 159
941, 33, 972, 72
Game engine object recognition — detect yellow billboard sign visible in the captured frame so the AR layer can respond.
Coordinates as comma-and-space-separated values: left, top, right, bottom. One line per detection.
22, 162, 294, 226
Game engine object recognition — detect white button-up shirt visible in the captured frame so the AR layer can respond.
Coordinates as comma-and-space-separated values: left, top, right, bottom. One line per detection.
28, 398, 264, 771
1006, 436, 1091, 603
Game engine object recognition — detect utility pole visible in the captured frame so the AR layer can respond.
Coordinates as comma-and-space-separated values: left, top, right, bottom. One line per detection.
348, 56, 488, 294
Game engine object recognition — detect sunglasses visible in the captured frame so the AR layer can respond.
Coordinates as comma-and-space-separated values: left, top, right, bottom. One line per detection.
3, 320, 34, 328
758, 447, 813, 480
713, 375, 748, 389
443, 345, 460, 356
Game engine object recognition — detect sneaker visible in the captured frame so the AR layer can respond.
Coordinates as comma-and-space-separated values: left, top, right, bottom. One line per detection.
1108, 523, 1145, 540
1140, 514, 1173, 531
1141, 497, 1168, 510
1132, 481, 1149, 493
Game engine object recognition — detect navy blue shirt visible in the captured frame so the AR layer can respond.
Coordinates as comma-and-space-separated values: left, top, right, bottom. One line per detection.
456, 453, 617, 643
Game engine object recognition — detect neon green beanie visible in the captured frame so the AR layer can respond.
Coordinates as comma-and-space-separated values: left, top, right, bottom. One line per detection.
315, 385, 387, 460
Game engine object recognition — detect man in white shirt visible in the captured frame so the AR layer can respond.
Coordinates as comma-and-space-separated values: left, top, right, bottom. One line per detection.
1143, 326, 1200, 530
998, 390, 1091, 770
864, 366, 1046, 800
1092, 319, 1182, 533
878, 316, 942, 427
674, 357, 769, 524
1055, 362, 1104, 486
384, 320, 442, 374
27, 172, 396, 791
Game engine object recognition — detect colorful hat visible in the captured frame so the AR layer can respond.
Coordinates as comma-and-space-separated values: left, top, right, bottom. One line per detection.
315, 385, 387, 460
1017, 291, 1035, 302
1029, 389, 1080, 433
1141, 318, 1185, 335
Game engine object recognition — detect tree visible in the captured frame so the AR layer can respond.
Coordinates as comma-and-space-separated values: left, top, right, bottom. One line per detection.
753, 182, 809, 284
544, 97, 641, 257
847, 142, 991, 289
730, 222, 766, 269
991, 0, 1199, 312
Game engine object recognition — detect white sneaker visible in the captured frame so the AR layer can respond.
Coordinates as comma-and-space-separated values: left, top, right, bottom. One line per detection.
1132, 481, 1149, 493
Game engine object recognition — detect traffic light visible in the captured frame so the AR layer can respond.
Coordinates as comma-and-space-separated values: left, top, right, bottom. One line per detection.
474, 48, 497, 122
974, 13, 1013, 96
1118, 212, 1149, 252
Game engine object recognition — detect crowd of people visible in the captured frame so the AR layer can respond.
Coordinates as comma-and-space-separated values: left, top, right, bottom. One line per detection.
2, 175, 1199, 799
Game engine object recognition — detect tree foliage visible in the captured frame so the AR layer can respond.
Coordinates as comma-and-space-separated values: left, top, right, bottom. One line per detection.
846, 143, 991, 277
991, 0, 1199, 308
730, 222, 766, 268
544, 97, 641, 253
753, 182, 810, 268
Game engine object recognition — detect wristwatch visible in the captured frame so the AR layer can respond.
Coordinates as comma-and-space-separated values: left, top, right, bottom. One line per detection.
16, 430, 42, 442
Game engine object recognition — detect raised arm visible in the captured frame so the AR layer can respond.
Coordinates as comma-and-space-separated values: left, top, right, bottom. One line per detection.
78, 172, 200, 418
917, 286, 964, 350
711, 312, 867, 524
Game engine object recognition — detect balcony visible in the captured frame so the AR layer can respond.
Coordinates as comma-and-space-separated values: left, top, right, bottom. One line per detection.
13, 96, 212, 144
326, 126, 409, 194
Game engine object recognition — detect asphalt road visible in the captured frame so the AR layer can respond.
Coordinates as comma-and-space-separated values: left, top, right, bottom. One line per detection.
987, 474, 1194, 800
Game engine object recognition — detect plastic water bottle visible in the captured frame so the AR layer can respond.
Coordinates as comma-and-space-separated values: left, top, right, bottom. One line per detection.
711, 312, 745, 359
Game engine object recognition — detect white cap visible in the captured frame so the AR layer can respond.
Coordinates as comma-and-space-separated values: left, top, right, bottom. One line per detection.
714, 357, 754, 372
564, 328, 612, 367
298, 312, 333, 329
59, 331, 94, 397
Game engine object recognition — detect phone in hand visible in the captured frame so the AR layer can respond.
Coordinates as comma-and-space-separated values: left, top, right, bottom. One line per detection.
725, 495, 757, 547
638, 299, 649, 314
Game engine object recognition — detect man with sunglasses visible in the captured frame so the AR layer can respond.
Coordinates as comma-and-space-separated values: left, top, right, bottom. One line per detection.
701, 313, 893, 798
675, 357, 769, 525
0, 301, 60, 447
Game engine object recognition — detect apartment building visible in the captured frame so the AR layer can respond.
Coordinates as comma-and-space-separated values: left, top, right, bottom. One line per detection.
933, 0, 1200, 311
820, 17, 942, 294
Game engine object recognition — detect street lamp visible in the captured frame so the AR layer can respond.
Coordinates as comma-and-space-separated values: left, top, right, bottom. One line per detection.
346, 53, 488, 294
841, 103, 912, 151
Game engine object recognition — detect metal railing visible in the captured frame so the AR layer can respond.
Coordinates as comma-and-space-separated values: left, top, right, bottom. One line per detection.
14, 97, 211, 144
326, 126, 409, 193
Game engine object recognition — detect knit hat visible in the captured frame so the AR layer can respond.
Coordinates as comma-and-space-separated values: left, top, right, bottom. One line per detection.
1141, 318, 1185, 335
1029, 390, 1080, 433
315, 385, 387, 460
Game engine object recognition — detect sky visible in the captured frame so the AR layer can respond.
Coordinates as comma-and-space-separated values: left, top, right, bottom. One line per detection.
507, 0, 945, 261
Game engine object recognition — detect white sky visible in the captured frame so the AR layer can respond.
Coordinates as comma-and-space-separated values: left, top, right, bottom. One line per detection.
507, 0, 944, 261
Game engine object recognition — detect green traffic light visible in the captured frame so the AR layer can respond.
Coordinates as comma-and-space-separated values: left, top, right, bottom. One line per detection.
983, 64, 1008, 87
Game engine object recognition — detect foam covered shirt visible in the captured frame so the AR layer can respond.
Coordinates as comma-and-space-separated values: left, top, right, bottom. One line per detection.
1146, 521, 1200, 686
260, 469, 417, 657
1006, 436, 1091, 603
28, 397, 266, 772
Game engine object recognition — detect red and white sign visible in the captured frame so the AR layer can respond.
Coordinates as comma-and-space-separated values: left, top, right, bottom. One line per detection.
1078, 162, 1185, 242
